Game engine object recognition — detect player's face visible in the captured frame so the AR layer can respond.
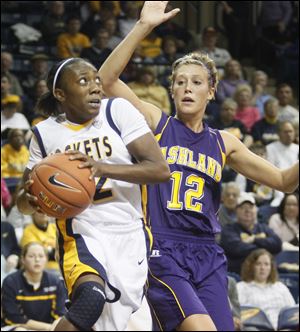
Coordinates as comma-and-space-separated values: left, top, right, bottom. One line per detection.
253, 254, 271, 283
172, 64, 214, 118
22, 244, 47, 274
59, 62, 103, 123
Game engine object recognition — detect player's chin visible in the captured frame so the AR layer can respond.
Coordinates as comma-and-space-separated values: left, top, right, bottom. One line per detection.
86, 104, 100, 116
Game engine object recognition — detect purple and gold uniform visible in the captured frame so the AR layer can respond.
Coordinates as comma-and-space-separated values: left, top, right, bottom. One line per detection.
145, 113, 234, 331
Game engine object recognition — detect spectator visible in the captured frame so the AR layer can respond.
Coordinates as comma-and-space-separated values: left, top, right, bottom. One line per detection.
198, 26, 231, 79
128, 67, 171, 115
1, 73, 23, 113
256, 1, 293, 73
1, 96, 30, 142
1, 129, 30, 193
21, 211, 59, 274
1, 242, 67, 331
56, 14, 91, 59
155, 2, 193, 53
266, 121, 299, 207
1, 51, 24, 96
81, 28, 112, 68
227, 276, 243, 331
221, 1, 254, 60
118, 1, 140, 39
22, 79, 49, 125
21, 54, 49, 99
81, 1, 116, 40
216, 59, 248, 104
245, 143, 274, 206
251, 70, 272, 116
220, 192, 282, 274
237, 248, 295, 329
140, 30, 162, 59
209, 98, 253, 147
39, 1, 66, 46
268, 193, 299, 251
251, 97, 280, 146
1, 221, 20, 286
103, 16, 123, 50
153, 35, 183, 89
1, 177, 12, 214
233, 84, 261, 132
217, 182, 240, 239
275, 83, 299, 125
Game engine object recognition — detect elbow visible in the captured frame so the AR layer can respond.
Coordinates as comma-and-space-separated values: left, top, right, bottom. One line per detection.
157, 162, 171, 182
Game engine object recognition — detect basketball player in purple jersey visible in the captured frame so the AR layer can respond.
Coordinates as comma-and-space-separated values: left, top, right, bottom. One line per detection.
99, 2, 299, 330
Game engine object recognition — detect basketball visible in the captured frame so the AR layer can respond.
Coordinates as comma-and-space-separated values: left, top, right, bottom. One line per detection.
29, 153, 96, 219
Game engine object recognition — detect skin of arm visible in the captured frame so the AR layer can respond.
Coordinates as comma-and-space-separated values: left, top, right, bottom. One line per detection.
67, 131, 170, 184
99, 1, 180, 131
21, 319, 52, 331
221, 130, 299, 193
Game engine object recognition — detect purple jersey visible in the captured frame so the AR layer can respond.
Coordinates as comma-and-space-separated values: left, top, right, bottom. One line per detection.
145, 113, 226, 235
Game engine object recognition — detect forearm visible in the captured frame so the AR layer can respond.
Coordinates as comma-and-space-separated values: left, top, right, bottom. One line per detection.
280, 161, 299, 193
99, 21, 153, 84
99, 160, 170, 184
22, 319, 52, 331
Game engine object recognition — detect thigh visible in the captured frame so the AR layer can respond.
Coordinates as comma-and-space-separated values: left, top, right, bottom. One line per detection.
197, 265, 234, 331
147, 264, 207, 331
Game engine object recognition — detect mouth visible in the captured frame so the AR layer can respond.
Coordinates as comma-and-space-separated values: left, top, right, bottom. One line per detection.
182, 97, 194, 104
87, 99, 101, 109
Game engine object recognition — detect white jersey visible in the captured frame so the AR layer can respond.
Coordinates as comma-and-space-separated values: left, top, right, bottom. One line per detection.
27, 97, 151, 226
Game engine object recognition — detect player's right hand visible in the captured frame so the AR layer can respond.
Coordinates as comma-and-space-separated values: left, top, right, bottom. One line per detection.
23, 178, 43, 213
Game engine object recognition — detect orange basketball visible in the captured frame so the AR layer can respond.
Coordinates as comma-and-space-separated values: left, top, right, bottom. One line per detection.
29, 153, 96, 219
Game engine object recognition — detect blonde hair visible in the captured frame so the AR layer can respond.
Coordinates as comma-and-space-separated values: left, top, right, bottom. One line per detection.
221, 98, 238, 110
233, 83, 253, 101
170, 52, 219, 92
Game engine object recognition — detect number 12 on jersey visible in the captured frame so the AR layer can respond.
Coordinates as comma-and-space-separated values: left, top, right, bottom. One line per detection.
167, 171, 205, 213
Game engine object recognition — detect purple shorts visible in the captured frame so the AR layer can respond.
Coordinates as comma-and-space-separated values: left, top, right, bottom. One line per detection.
147, 231, 234, 331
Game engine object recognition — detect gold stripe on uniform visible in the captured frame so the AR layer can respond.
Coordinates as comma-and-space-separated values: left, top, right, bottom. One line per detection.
149, 268, 186, 319
16, 294, 56, 301
57, 219, 99, 296
155, 117, 171, 142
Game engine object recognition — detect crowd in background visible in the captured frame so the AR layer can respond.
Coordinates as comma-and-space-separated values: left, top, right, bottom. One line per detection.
1, 1, 299, 331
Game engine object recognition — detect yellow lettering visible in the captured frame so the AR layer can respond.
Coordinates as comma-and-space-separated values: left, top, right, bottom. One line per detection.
207, 157, 216, 178
197, 154, 206, 173
177, 147, 189, 165
187, 150, 197, 169
167, 146, 179, 164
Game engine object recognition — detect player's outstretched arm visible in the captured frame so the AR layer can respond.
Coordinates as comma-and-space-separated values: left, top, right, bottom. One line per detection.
99, 1, 180, 131
222, 130, 299, 193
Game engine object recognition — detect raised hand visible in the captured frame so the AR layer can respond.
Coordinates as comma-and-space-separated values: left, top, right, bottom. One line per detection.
139, 1, 180, 28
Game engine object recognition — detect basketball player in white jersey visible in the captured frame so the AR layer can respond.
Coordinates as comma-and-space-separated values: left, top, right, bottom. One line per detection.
17, 58, 170, 331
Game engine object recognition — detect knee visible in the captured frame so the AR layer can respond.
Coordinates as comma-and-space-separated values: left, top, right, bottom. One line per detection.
65, 281, 106, 330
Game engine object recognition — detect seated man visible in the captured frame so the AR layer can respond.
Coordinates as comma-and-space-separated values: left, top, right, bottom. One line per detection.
220, 192, 282, 274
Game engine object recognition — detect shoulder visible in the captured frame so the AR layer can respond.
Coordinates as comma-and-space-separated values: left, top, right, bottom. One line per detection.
2, 270, 21, 287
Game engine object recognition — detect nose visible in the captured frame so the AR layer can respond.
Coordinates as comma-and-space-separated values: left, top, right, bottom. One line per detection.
90, 81, 102, 94
184, 81, 192, 93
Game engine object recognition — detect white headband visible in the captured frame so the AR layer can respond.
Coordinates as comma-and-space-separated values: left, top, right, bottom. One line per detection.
52, 58, 74, 95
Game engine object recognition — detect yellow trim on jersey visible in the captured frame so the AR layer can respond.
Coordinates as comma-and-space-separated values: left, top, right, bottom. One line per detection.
155, 117, 171, 142
149, 268, 186, 319
56, 219, 99, 296
216, 139, 226, 169
62, 119, 94, 131
141, 184, 148, 219
147, 300, 163, 331
16, 294, 56, 301
144, 222, 153, 251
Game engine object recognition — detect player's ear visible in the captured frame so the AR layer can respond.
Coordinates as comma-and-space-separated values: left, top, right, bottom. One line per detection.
54, 89, 65, 102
